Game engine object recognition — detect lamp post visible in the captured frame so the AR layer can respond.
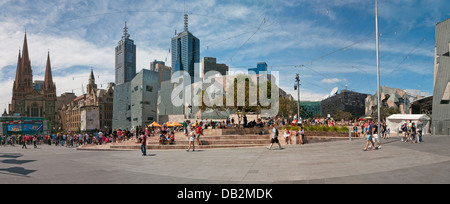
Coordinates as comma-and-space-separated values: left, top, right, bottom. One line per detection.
375, 0, 382, 145
295, 74, 300, 124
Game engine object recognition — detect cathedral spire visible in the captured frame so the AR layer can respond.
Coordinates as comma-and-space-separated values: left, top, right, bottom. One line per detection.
22, 33, 31, 71
14, 49, 22, 90
43, 51, 55, 92
89, 67, 95, 85
21, 33, 32, 91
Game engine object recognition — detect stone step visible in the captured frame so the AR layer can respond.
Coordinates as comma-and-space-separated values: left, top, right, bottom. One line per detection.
109, 143, 269, 150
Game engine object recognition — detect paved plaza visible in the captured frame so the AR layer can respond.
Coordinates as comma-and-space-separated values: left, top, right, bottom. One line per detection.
1, 135, 450, 184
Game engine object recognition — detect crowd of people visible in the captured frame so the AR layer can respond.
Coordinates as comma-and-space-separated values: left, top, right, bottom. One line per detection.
360, 119, 424, 151
400, 119, 424, 144
0, 131, 108, 148
1, 115, 427, 154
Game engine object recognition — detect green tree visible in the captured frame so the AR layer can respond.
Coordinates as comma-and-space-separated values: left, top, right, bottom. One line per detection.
335, 110, 353, 121
372, 106, 400, 121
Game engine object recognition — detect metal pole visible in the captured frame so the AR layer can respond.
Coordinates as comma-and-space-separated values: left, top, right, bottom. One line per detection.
375, 0, 382, 145
298, 76, 300, 122
295, 74, 300, 124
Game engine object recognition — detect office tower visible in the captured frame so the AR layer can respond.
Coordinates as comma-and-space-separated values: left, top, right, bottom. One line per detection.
200, 57, 228, 79
248, 62, 268, 75
171, 13, 200, 82
115, 22, 136, 85
150, 59, 165, 71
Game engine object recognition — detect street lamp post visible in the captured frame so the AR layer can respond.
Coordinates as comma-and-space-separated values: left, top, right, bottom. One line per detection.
295, 74, 300, 124
375, 0, 382, 145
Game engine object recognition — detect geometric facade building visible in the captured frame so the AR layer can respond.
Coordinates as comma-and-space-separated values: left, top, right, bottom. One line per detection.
432, 18, 450, 135
115, 22, 136, 85
365, 86, 422, 116
112, 69, 161, 130
9, 33, 57, 129
321, 90, 368, 119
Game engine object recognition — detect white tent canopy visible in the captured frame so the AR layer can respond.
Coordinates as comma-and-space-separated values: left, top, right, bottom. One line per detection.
386, 114, 431, 134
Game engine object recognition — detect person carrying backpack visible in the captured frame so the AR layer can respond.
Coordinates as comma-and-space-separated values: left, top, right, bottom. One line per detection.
268, 125, 283, 150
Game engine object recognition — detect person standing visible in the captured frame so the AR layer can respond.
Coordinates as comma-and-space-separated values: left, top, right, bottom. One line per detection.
298, 126, 304, 145
411, 122, 417, 144
417, 119, 423, 143
33, 135, 37, 148
140, 133, 147, 156
186, 129, 196, 152
268, 125, 282, 150
195, 124, 202, 146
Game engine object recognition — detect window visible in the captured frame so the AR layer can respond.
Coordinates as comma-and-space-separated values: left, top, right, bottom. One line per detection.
441, 82, 450, 104
146, 85, 153, 92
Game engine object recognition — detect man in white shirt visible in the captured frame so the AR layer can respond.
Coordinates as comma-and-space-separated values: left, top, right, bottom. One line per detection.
98, 131, 103, 145
268, 125, 283, 150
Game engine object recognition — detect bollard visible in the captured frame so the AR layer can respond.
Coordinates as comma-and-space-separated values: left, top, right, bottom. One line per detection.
349, 129, 351, 141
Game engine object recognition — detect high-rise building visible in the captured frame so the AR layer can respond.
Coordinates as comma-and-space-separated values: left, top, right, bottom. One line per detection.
115, 22, 136, 85
248, 62, 268, 75
9, 33, 57, 129
150, 59, 165, 71
200, 57, 229, 79
171, 13, 200, 82
432, 18, 450, 135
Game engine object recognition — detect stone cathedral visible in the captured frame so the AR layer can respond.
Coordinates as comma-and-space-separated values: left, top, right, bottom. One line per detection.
9, 33, 57, 128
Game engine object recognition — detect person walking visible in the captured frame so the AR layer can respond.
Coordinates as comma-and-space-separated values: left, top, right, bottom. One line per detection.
363, 120, 375, 151
372, 121, 381, 149
140, 133, 147, 156
22, 135, 27, 149
33, 135, 37, 148
268, 125, 282, 150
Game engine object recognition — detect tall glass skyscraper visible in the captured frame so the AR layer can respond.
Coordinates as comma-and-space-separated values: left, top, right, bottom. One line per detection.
115, 22, 136, 85
171, 13, 200, 83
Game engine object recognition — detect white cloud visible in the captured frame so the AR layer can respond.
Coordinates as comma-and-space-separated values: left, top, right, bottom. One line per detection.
0, 0, 441, 111
0, 79, 13, 113
280, 86, 328, 102
321, 78, 347, 84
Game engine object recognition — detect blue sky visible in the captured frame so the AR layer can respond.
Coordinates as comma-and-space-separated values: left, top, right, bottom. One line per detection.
0, 0, 449, 111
